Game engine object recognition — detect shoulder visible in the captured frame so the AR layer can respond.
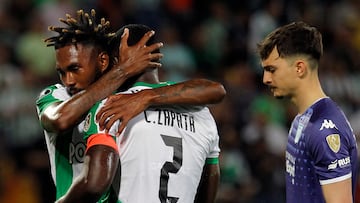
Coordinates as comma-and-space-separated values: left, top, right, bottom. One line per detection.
305, 98, 354, 148
36, 84, 69, 115
309, 98, 351, 133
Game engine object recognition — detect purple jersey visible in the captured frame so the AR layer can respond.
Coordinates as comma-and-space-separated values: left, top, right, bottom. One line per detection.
286, 98, 358, 203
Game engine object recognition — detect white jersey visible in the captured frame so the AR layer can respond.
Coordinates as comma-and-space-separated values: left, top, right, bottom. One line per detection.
84, 83, 221, 203
36, 84, 86, 200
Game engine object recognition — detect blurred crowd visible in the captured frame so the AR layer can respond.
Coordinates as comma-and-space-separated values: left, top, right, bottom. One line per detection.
0, 0, 360, 202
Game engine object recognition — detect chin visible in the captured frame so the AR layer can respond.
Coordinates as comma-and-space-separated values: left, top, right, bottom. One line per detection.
272, 91, 285, 99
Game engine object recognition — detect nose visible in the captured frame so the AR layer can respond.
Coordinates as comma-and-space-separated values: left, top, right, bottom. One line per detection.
63, 72, 76, 87
263, 71, 272, 85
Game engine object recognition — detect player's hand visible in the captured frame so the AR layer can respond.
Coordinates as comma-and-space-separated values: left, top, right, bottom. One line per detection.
116, 28, 163, 77
96, 90, 150, 135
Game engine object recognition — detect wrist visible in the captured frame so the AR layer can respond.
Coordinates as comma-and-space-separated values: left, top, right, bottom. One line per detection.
142, 89, 161, 107
111, 64, 130, 80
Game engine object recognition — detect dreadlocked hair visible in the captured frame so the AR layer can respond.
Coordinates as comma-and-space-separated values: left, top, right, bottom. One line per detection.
44, 9, 116, 51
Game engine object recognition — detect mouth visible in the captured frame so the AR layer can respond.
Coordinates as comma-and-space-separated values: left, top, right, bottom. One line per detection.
67, 87, 80, 95
268, 86, 276, 92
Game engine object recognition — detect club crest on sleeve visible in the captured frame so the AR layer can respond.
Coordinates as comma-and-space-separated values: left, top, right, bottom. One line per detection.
84, 113, 92, 132
326, 134, 340, 153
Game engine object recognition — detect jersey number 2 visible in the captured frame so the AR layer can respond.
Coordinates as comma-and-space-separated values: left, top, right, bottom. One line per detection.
159, 134, 183, 203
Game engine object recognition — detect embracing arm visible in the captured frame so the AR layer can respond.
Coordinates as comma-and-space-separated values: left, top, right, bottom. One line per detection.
56, 145, 119, 203
194, 163, 220, 203
145, 78, 226, 105
40, 29, 163, 133
96, 78, 226, 133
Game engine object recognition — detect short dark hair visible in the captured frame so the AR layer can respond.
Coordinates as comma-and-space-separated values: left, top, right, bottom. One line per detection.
110, 24, 160, 59
257, 21, 323, 62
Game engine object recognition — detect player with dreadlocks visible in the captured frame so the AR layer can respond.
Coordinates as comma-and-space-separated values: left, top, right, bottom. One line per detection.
36, 9, 226, 202
36, 9, 163, 202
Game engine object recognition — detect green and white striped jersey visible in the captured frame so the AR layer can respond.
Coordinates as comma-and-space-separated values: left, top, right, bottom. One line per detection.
84, 82, 220, 203
36, 84, 119, 202
36, 84, 85, 200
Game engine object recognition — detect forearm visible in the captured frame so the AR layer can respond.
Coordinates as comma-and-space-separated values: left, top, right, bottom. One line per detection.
56, 176, 95, 203
146, 79, 226, 106
57, 146, 119, 203
44, 68, 129, 132
195, 164, 220, 203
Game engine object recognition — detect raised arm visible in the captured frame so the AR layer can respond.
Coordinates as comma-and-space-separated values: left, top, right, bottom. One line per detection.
40, 29, 163, 133
96, 78, 226, 134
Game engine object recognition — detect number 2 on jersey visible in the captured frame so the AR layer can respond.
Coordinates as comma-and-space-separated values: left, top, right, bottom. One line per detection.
159, 134, 183, 203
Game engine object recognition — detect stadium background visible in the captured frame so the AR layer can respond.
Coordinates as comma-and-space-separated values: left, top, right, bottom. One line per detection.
0, 0, 360, 202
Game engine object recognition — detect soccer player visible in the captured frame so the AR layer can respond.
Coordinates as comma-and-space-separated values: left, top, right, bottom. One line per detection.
36, 10, 225, 202
257, 21, 358, 203
55, 24, 221, 203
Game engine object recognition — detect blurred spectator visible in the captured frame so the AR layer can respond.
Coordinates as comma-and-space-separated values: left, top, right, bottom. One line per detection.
35, 0, 76, 33
247, 0, 283, 74
159, 23, 197, 82
15, 11, 55, 81
1, 0, 360, 202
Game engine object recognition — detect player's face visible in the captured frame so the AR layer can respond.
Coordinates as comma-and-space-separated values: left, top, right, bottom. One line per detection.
55, 44, 103, 95
261, 47, 298, 99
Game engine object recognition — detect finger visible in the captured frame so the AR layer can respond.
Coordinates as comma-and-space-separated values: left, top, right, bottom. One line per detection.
96, 111, 103, 123
120, 28, 129, 49
148, 52, 164, 61
104, 97, 114, 105
147, 61, 163, 69
104, 115, 118, 132
96, 105, 112, 122
96, 107, 107, 122
116, 120, 127, 136
146, 42, 164, 53
137, 30, 155, 47
98, 110, 113, 127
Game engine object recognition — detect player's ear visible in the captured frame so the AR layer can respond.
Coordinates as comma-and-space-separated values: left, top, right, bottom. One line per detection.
98, 52, 110, 73
295, 60, 307, 78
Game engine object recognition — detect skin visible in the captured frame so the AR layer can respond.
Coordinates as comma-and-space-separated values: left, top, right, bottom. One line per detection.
41, 29, 163, 134
56, 26, 224, 203
97, 78, 226, 134
194, 164, 220, 203
57, 72, 223, 203
261, 47, 352, 203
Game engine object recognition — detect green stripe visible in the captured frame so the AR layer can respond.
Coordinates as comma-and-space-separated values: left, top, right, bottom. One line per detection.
36, 85, 62, 115
55, 131, 73, 200
133, 81, 175, 88
205, 157, 219, 164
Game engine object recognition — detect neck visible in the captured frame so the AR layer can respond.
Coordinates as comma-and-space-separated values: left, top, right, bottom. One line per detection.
291, 76, 327, 114
137, 69, 160, 84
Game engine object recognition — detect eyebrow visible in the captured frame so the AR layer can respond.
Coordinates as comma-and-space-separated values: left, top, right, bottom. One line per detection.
56, 63, 80, 71
263, 65, 276, 71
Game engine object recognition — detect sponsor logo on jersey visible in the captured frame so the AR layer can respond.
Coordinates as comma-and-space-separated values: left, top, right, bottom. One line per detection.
328, 160, 338, 170
327, 157, 351, 170
84, 113, 91, 132
326, 134, 340, 153
285, 151, 296, 184
339, 157, 351, 167
320, 119, 338, 130
69, 142, 86, 164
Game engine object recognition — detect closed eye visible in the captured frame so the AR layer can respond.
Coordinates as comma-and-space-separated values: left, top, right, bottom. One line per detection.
264, 65, 276, 73
67, 64, 80, 72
